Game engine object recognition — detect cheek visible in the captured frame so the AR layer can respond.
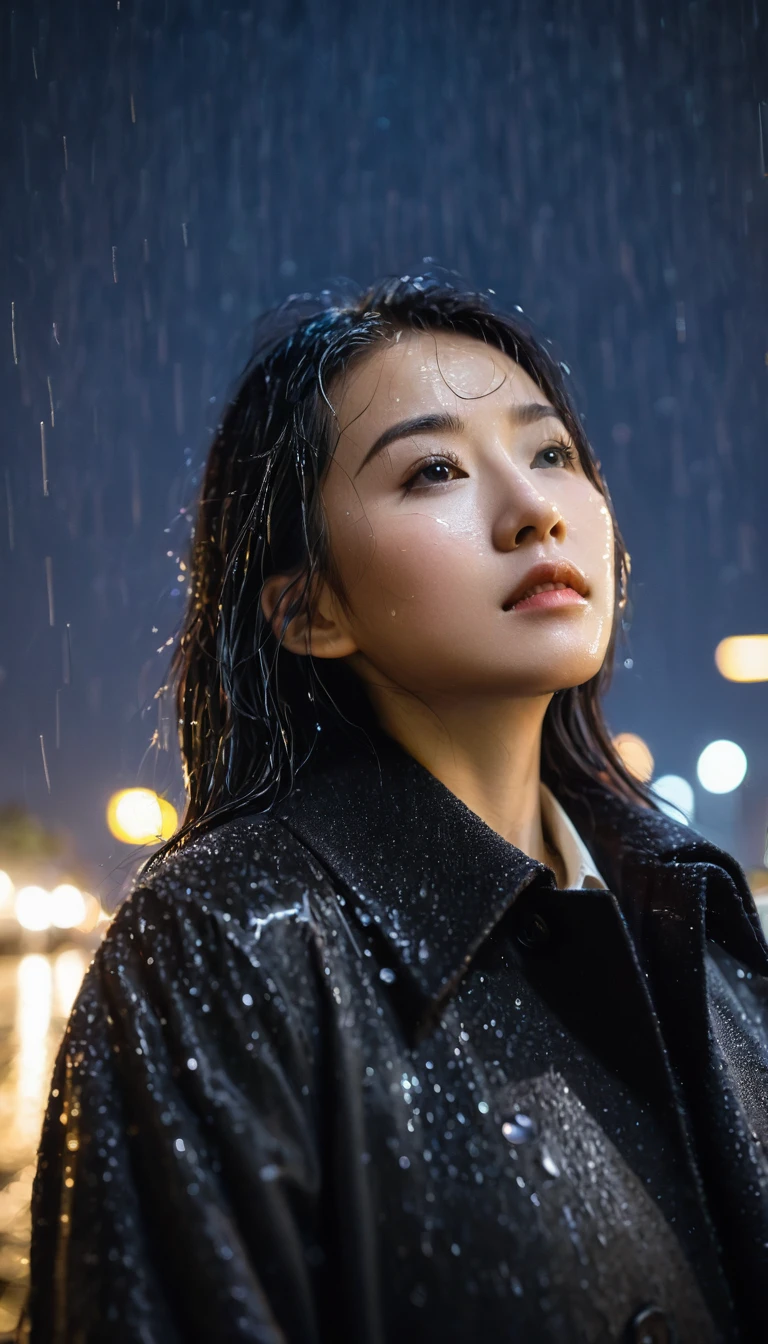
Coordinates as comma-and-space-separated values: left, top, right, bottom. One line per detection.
334, 509, 478, 621
566, 489, 615, 600
592, 500, 615, 593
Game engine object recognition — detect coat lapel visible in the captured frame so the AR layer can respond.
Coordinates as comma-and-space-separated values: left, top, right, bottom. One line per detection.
278, 724, 768, 1011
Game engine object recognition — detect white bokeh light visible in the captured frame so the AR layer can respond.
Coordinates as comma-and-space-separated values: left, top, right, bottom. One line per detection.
696, 740, 747, 795
15, 887, 52, 932
651, 775, 695, 823
50, 884, 87, 930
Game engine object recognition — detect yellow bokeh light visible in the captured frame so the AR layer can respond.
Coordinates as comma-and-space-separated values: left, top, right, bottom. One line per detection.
613, 732, 654, 783
15, 887, 52, 932
106, 788, 176, 844
158, 797, 178, 839
715, 635, 768, 683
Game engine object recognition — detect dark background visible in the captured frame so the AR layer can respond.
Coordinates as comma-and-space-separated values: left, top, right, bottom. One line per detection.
1, 0, 767, 907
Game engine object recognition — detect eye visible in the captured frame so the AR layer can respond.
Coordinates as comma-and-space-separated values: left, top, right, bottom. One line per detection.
534, 439, 578, 469
403, 450, 466, 492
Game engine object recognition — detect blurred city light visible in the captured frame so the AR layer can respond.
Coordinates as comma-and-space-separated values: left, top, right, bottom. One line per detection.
106, 788, 178, 844
8, 883, 102, 935
651, 774, 695, 824
715, 635, 768, 683
14, 887, 52, 933
49, 884, 87, 930
612, 732, 654, 783
696, 740, 748, 794
76, 891, 104, 934
13, 955, 53, 1152
53, 947, 89, 1018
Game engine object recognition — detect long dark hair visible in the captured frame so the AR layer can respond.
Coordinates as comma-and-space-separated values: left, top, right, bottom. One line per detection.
147, 272, 654, 870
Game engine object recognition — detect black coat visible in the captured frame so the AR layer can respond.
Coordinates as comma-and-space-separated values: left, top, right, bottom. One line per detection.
20, 726, 768, 1344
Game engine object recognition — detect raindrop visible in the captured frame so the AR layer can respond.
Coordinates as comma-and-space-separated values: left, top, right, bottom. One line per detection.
379, 967, 396, 984
502, 1113, 536, 1145
540, 1147, 560, 1178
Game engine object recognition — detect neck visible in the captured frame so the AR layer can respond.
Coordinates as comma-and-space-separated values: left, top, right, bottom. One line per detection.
358, 671, 563, 880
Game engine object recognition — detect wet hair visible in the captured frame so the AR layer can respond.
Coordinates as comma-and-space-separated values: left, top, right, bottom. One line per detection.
148, 272, 655, 868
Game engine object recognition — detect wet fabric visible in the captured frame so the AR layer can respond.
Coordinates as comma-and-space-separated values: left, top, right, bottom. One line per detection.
19, 725, 768, 1343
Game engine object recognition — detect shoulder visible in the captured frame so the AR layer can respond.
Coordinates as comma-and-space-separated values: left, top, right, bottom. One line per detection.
104, 812, 338, 971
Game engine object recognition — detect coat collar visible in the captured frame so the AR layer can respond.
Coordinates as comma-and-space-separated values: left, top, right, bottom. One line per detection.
276, 723, 768, 1025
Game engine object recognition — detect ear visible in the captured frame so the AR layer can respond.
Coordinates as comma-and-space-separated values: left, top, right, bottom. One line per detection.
260, 570, 358, 660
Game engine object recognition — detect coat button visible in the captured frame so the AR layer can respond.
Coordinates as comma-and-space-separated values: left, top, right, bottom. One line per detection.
626, 1304, 675, 1344
515, 912, 551, 952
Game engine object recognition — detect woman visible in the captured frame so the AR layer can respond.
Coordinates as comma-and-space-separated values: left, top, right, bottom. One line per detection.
21, 276, 768, 1343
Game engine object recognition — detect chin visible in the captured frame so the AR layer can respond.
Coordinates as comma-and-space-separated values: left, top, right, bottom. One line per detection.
500, 660, 606, 698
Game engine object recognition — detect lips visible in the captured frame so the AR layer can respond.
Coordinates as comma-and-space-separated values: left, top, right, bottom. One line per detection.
503, 560, 589, 612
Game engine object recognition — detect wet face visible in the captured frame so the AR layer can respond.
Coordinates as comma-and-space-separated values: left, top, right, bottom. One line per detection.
316, 329, 615, 702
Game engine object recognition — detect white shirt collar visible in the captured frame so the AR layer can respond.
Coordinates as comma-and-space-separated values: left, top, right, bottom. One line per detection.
539, 782, 607, 890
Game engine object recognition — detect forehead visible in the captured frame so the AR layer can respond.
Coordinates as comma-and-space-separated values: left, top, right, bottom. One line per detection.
330, 329, 550, 444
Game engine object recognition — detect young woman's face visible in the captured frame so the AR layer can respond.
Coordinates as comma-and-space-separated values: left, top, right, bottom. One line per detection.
320, 329, 615, 700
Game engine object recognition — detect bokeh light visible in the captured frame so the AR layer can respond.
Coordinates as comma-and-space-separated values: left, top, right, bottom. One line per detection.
14, 887, 52, 933
715, 635, 768, 683
106, 788, 177, 844
696, 740, 747, 794
0, 870, 14, 907
49, 884, 87, 930
651, 774, 695, 824
612, 732, 654, 783
76, 891, 104, 934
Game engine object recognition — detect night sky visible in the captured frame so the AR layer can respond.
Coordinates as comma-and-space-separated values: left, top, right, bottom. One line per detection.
1, 0, 767, 908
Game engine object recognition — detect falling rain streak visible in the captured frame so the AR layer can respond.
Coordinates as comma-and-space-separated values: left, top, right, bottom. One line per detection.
40, 422, 48, 496
45, 557, 54, 626
39, 735, 51, 793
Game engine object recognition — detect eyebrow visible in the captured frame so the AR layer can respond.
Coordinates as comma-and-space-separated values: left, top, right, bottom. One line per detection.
353, 402, 568, 478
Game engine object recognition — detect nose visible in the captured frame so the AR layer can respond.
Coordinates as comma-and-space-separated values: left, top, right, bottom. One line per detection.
493, 471, 566, 551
